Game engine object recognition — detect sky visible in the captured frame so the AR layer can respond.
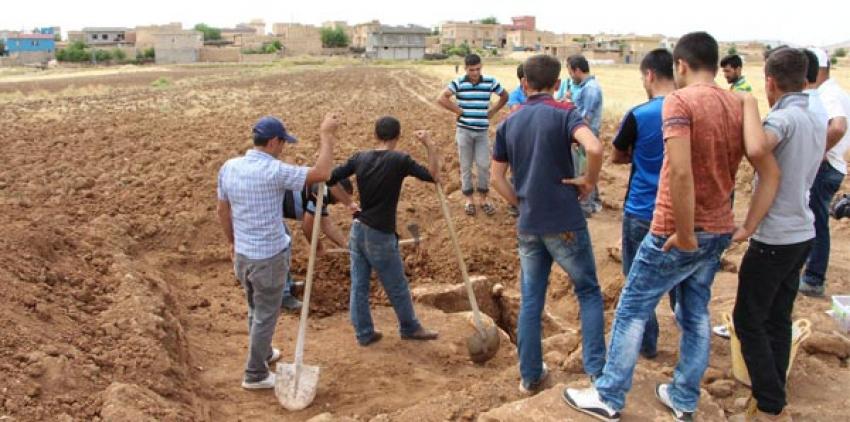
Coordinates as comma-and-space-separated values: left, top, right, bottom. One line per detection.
2, 0, 848, 47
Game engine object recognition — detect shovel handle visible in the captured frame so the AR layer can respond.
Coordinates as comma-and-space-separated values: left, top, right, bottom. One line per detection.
435, 183, 487, 334
293, 183, 326, 389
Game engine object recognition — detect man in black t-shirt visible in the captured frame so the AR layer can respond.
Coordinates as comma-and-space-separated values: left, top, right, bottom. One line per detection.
327, 116, 441, 346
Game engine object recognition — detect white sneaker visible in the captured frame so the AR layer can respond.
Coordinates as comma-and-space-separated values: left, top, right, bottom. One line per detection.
562, 385, 621, 421
241, 372, 276, 390
712, 325, 731, 339
267, 348, 281, 364
655, 383, 694, 422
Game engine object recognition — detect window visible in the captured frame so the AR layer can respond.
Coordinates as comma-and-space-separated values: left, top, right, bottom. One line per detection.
91, 34, 98, 40
101, 34, 108, 40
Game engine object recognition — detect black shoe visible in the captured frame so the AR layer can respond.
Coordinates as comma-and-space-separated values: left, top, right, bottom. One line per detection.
401, 327, 439, 341
832, 194, 850, 220
358, 331, 383, 346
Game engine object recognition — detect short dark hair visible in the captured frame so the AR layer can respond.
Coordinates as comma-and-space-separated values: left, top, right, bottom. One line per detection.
375, 116, 401, 141
765, 47, 807, 93
523, 55, 561, 91
673, 31, 719, 72
465, 54, 481, 66
720, 54, 743, 69
802, 48, 820, 84
640, 48, 674, 80
516, 63, 524, 80
566, 54, 590, 73
253, 133, 272, 146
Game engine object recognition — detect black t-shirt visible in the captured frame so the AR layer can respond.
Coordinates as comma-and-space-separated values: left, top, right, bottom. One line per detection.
328, 150, 434, 233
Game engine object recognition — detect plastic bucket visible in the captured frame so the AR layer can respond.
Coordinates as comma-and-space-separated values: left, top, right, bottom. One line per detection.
722, 313, 811, 387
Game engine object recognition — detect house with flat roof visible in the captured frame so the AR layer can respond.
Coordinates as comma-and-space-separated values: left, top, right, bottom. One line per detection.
366, 25, 429, 60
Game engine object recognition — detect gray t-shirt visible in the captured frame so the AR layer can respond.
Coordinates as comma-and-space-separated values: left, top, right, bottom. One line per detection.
753, 92, 828, 245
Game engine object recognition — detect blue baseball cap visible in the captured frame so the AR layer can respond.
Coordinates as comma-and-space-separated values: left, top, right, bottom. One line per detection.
253, 116, 298, 143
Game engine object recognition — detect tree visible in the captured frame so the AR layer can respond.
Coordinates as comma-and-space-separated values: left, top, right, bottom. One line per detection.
835, 48, 847, 58
112, 48, 127, 62
194, 23, 222, 41
480, 17, 499, 25
727, 46, 738, 56
320, 27, 349, 48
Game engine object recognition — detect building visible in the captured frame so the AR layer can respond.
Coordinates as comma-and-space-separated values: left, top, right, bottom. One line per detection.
438, 21, 506, 49
3, 33, 55, 54
506, 16, 535, 31
351, 20, 381, 49
81, 27, 131, 45
244, 19, 266, 36
220, 25, 257, 47
506, 29, 560, 51
272, 23, 322, 56
154, 30, 203, 64
366, 25, 429, 60
135, 23, 183, 49
2, 32, 56, 64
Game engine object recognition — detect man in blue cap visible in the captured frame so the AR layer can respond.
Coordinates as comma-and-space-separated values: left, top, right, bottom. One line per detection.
217, 113, 338, 390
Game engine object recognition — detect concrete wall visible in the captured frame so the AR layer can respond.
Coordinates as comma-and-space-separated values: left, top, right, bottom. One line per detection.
135, 23, 182, 49
198, 47, 241, 62
375, 47, 425, 60
0, 51, 54, 66
154, 31, 202, 64
273, 23, 322, 56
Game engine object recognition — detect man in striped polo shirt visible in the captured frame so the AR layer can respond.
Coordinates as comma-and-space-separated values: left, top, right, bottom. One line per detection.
438, 54, 508, 216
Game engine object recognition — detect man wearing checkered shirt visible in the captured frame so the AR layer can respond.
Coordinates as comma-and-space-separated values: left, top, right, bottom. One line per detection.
217, 113, 338, 390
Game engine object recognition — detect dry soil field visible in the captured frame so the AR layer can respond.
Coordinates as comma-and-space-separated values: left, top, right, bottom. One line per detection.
1, 61, 849, 422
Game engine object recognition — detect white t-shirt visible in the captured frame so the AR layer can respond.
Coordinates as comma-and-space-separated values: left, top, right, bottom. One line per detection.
818, 78, 850, 174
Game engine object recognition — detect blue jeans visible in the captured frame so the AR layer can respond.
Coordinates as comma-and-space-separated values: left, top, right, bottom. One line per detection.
596, 232, 731, 412
622, 214, 678, 357
803, 162, 844, 287
517, 228, 606, 384
349, 221, 421, 343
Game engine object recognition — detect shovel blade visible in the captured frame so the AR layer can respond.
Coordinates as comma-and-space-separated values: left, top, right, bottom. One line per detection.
275, 363, 320, 411
467, 325, 501, 364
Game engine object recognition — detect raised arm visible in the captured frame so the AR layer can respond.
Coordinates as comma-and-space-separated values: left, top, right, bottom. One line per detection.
305, 112, 340, 186
414, 130, 441, 184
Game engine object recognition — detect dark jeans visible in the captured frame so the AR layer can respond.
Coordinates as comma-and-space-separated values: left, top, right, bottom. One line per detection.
621, 214, 677, 357
733, 239, 813, 415
803, 162, 844, 287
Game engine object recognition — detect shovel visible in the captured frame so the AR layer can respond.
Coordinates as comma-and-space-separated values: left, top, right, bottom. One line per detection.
325, 223, 423, 254
275, 183, 325, 410
435, 183, 501, 364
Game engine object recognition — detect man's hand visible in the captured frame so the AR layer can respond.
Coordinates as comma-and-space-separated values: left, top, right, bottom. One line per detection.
662, 232, 698, 252
562, 176, 595, 201
732, 225, 755, 242
321, 112, 341, 134
487, 109, 497, 120
228, 243, 235, 262
348, 202, 361, 216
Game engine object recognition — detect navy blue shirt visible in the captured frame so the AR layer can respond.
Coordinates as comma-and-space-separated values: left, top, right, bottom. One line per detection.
612, 96, 665, 221
493, 94, 588, 235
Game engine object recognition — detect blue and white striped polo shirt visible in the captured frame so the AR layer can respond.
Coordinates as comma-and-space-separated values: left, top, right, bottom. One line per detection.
217, 149, 309, 260
448, 75, 505, 131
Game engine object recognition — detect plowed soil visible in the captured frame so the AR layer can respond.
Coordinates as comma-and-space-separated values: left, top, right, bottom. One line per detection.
1, 64, 849, 421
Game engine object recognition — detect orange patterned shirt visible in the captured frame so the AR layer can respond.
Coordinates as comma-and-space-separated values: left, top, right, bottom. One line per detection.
651, 83, 744, 236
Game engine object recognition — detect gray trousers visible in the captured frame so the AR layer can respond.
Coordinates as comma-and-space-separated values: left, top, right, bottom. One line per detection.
234, 248, 290, 382
456, 127, 491, 196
